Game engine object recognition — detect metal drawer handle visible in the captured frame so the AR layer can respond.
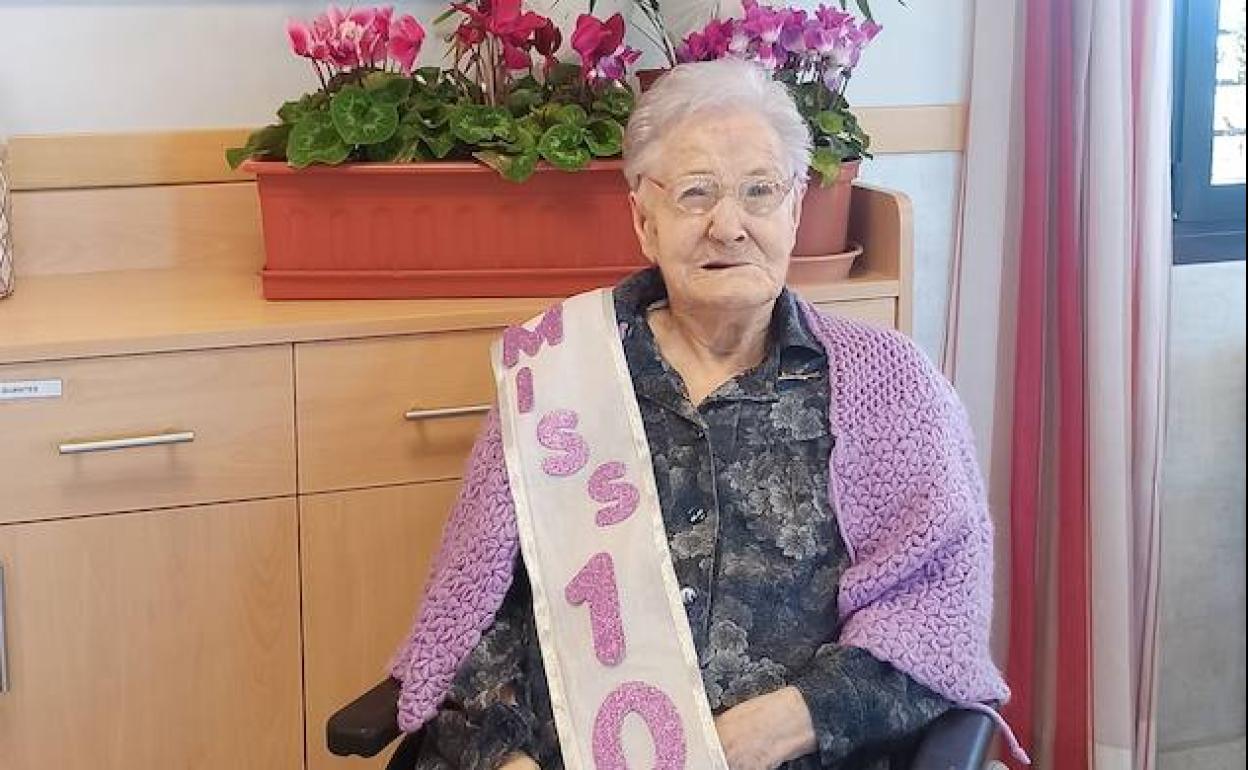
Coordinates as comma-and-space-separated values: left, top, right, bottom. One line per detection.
404, 405, 491, 421
58, 431, 196, 455
1, 562, 10, 694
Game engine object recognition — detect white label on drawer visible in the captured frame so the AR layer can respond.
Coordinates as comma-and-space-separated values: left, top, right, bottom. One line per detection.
0, 379, 63, 401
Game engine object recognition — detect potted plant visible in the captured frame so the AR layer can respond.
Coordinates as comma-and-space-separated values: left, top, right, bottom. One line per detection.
642, 0, 882, 260
228, 2, 648, 300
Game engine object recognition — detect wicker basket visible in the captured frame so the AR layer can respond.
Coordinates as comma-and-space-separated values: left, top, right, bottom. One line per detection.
1, 144, 13, 299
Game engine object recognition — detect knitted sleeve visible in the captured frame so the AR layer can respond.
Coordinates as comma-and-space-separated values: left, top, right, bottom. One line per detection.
390, 408, 522, 732
801, 307, 1010, 708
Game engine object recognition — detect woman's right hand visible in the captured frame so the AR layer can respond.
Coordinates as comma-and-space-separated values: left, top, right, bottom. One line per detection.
498, 752, 541, 770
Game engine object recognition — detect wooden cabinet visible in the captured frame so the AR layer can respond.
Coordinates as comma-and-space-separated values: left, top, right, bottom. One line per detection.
299, 482, 461, 770
814, 297, 898, 330
0, 498, 303, 770
0, 346, 296, 524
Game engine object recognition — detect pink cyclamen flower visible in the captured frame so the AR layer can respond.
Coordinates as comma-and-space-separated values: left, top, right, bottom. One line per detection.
676, 18, 735, 62
288, 20, 313, 57
742, 0, 787, 45
815, 4, 852, 29
572, 13, 633, 79
754, 42, 785, 70
589, 45, 641, 81
388, 14, 425, 74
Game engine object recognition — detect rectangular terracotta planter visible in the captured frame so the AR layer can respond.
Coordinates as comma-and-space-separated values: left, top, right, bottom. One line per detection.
244, 159, 647, 300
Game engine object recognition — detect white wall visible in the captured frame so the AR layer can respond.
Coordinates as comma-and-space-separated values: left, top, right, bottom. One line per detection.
1157, 260, 1247, 770
0, 0, 972, 357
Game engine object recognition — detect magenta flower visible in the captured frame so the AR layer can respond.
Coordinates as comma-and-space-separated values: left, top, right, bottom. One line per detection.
814, 4, 852, 29
388, 14, 425, 74
287, 5, 432, 77
742, 0, 787, 45
533, 18, 563, 73
452, 0, 550, 72
572, 13, 639, 82
287, 20, 313, 57
676, 18, 736, 62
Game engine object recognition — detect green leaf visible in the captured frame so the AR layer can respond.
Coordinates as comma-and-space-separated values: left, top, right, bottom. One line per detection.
810, 146, 843, 187
538, 124, 591, 171
278, 92, 327, 124
330, 85, 400, 145
450, 104, 516, 144
364, 132, 406, 162
474, 150, 539, 183
415, 66, 443, 87
546, 62, 582, 88
363, 71, 413, 105
584, 118, 623, 157
813, 110, 845, 136
511, 74, 541, 92
506, 88, 545, 117
509, 122, 539, 153
287, 112, 351, 168
420, 128, 456, 159
225, 146, 252, 170
225, 123, 292, 169
554, 104, 588, 127
593, 85, 634, 119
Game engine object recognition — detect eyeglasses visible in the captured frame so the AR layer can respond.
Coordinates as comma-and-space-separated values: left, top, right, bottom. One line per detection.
643, 173, 797, 217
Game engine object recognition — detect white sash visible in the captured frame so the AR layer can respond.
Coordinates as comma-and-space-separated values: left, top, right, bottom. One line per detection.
492, 289, 729, 770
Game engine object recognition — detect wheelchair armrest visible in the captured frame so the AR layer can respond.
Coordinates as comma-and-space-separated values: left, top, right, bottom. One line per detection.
327, 677, 403, 758
909, 708, 996, 770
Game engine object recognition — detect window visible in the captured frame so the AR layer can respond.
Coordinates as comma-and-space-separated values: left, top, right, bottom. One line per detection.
1173, 0, 1246, 263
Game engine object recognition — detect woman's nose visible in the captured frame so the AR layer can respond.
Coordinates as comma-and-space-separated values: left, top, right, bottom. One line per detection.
706, 197, 749, 244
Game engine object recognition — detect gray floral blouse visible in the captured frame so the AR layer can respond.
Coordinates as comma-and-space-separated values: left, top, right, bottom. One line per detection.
408, 270, 950, 770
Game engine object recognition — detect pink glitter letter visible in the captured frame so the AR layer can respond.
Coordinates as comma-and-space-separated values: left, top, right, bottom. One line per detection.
516, 367, 535, 414
537, 409, 589, 477
588, 462, 640, 527
565, 552, 626, 666
502, 305, 564, 368
591, 681, 687, 770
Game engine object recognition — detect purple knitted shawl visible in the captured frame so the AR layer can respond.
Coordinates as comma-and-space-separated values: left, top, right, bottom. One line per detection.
389, 300, 1011, 735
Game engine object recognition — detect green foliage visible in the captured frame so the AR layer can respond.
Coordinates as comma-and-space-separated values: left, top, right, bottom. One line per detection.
227, 68, 632, 183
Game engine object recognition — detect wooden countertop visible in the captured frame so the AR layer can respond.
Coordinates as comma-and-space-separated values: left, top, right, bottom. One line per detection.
0, 265, 899, 365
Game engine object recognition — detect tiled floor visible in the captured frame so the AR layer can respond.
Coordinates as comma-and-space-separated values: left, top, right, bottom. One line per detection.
1159, 737, 1246, 770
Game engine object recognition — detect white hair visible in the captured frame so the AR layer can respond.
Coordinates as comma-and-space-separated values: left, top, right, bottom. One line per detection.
622, 59, 812, 190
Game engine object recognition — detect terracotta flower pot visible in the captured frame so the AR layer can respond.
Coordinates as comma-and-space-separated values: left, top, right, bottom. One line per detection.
794, 159, 860, 257
244, 159, 647, 300
788, 242, 863, 285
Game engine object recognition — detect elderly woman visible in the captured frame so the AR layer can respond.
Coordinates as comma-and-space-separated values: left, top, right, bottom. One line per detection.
388, 59, 1013, 770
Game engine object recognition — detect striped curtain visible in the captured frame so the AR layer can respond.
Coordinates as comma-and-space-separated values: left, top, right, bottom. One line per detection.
944, 0, 1172, 768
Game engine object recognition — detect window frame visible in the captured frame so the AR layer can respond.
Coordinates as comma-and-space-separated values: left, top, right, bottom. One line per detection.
1172, 0, 1246, 264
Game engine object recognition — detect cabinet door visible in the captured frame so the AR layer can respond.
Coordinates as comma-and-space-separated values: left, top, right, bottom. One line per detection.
300, 481, 461, 770
0, 499, 303, 770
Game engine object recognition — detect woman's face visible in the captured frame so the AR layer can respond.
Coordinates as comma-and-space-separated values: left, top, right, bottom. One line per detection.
629, 109, 803, 315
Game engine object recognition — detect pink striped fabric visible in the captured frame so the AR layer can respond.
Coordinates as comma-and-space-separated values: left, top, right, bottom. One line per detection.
950, 0, 1172, 767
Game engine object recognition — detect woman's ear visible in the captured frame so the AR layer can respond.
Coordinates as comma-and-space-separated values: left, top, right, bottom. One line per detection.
628, 189, 660, 265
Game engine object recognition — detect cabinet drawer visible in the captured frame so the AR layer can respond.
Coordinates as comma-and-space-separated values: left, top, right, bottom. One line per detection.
0, 346, 295, 524
296, 330, 497, 493
814, 298, 897, 330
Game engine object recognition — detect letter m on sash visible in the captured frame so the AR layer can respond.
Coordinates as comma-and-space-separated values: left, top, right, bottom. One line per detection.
502, 305, 564, 368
